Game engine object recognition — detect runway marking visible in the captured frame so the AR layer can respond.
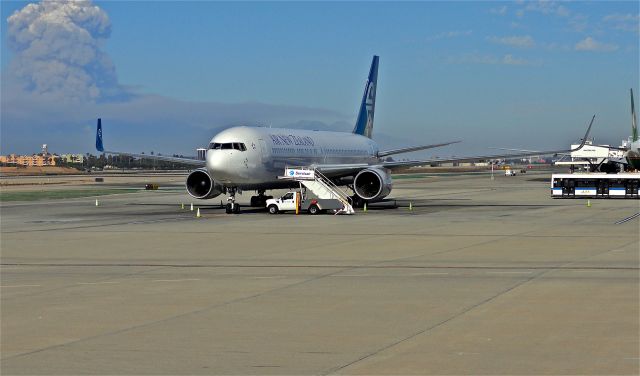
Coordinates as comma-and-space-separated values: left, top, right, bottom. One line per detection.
152, 278, 201, 282
77, 281, 120, 285
252, 276, 285, 279
570, 270, 606, 273
615, 212, 640, 225
1, 263, 637, 271
0, 284, 41, 288
331, 274, 372, 277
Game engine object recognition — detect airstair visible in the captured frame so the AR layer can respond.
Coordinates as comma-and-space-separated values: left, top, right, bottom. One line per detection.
282, 167, 355, 215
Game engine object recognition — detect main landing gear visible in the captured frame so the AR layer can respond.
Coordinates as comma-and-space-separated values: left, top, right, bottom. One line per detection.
249, 190, 272, 208
225, 187, 240, 214
351, 194, 367, 209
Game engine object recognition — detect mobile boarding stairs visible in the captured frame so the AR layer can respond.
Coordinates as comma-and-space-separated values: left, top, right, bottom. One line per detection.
280, 167, 355, 215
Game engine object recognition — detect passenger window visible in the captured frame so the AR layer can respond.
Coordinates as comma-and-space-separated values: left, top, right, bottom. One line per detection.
282, 193, 293, 200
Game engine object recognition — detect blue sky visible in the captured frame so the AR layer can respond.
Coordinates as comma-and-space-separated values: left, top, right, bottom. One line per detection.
1, 1, 638, 155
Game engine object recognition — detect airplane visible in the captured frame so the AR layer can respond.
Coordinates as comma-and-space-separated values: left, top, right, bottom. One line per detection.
623, 88, 639, 169
96, 55, 594, 214
506, 88, 639, 173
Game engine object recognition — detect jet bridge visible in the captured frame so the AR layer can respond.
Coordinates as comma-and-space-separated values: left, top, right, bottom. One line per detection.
280, 167, 355, 214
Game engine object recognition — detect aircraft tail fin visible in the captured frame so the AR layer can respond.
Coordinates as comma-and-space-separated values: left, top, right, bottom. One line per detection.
352, 55, 379, 138
631, 89, 638, 142
96, 118, 104, 152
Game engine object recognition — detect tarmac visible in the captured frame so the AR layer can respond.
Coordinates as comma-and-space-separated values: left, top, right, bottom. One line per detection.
1, 171, 638, 375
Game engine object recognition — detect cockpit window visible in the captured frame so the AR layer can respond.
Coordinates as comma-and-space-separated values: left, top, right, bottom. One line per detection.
209, 142, 246, 151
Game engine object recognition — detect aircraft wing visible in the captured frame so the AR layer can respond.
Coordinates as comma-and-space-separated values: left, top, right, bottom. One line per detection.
378, 140, 461, 157
315, 115, 595, 176
95, 119, 207, 167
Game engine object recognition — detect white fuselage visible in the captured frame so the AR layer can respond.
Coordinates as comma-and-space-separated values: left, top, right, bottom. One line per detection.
205, 126, 380, 189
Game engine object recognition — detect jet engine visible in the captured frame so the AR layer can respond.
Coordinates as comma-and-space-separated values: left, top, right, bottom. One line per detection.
186, 169, 222, 199
353, 168, 393, 201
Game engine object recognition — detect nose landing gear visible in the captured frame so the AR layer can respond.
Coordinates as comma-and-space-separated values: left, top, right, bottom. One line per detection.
225, 187, 241, 214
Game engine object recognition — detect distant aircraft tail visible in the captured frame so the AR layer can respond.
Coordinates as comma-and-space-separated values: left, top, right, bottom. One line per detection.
96, 118, 104, 152
631, 89, 638, 142
352, 55, 379, 138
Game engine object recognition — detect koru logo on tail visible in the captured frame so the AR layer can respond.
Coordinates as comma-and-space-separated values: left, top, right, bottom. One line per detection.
366, 82, 376, 106
365, 82, 375, 135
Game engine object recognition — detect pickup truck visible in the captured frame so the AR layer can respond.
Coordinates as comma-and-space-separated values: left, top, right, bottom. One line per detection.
266, 191, 344, 214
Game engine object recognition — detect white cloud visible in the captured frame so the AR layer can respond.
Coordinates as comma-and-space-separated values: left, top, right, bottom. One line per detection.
449, 53, 540, 66
514, 1, 593, 33
541, 42, 571, 52
502, 54, 529, 65
574, 37, 619, 52
603, 13, 640, 33
604, 13, 640, 22
487, 35, 535, 48
427, 30, 473, 41
490, 5, 508, 16
522, 1, 570, 17
568, 14, 589, 32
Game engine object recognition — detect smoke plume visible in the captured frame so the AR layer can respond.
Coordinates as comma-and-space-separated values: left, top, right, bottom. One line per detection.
6, 0, 123, 101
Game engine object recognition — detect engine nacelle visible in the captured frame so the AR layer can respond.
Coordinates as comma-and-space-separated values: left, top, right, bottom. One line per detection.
353, 168, 393, 201
186, 169, 222, 199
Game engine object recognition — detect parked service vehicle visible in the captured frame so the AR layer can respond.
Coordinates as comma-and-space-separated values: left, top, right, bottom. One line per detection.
551, 173, 640, 198
505, 169, 517, 176
266, 191, 344, 214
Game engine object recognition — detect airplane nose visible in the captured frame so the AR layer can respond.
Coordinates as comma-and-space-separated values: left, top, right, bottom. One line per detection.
207, 151, 233, 182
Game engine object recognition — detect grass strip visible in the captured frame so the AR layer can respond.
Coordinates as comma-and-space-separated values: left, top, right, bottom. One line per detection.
0, 188, 139, 202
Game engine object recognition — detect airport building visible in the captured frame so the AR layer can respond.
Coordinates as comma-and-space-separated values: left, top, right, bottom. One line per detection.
0, 153, 59, 167
0, 144, 60, 167
59, 154, 85, 164
196, 148, 207, 161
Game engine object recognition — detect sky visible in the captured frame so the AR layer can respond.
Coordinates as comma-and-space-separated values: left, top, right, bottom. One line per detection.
1, 0, 638, 157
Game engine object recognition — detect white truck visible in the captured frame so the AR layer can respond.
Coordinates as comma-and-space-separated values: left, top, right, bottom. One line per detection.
266, 190, 345, 215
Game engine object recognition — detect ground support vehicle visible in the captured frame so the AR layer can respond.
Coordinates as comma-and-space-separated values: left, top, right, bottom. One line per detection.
266, 191, 345, 214
551, 173, 639, 198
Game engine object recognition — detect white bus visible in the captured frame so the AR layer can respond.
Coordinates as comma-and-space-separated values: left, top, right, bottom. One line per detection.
551, 173, 640, 199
